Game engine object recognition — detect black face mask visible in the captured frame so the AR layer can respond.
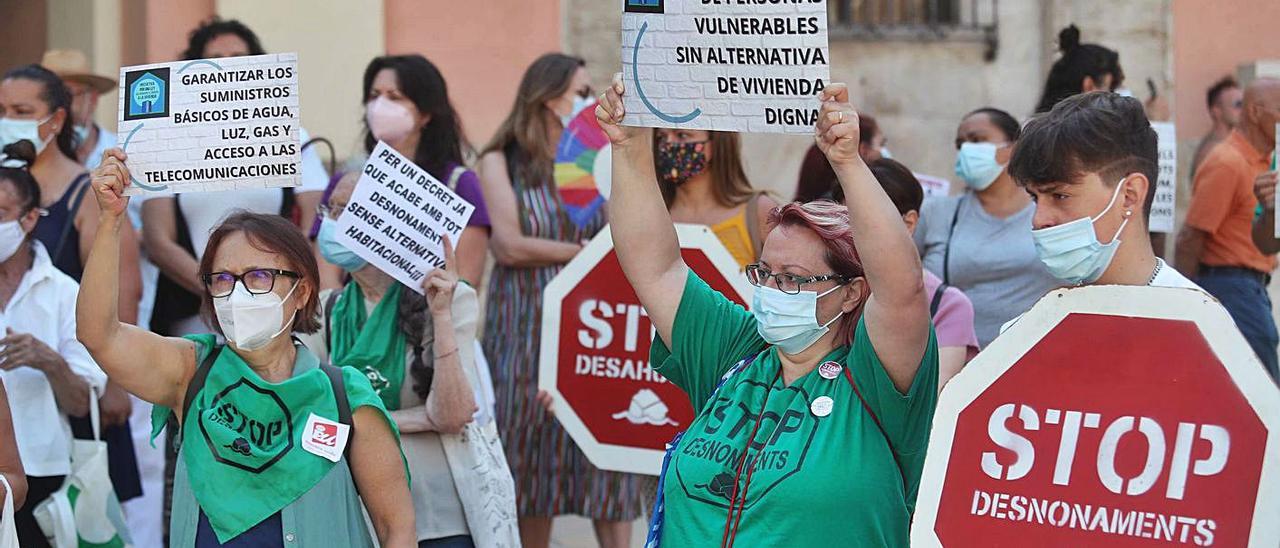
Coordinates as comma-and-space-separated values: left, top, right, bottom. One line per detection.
656, 141, 708, 186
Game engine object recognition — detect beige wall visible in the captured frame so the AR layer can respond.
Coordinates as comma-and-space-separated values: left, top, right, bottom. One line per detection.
566, 0, 1172, 200
385, 0, 562, 151
217, 0, 386, 167
1172, 0, 1280, 140
0, 0, 48, 70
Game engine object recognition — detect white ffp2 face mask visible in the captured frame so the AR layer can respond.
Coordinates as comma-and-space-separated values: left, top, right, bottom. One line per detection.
751, 284, 846, 355
213, 280, 299, 351
0, 220, 26, 262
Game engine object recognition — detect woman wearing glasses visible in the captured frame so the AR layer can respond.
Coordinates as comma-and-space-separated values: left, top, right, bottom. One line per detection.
598, 78, 938, 546
77, 149, 416, 547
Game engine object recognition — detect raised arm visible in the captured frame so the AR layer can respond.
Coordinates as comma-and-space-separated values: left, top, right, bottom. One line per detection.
476, 152, 583, 268
76, 192, 142, 324
597, 75, 688, 344
817, 84, 930, 392
421, 236, 477, 433
77, 148, 197, 410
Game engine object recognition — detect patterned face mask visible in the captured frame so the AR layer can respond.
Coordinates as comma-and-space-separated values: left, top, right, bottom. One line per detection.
656, 140, 708, 186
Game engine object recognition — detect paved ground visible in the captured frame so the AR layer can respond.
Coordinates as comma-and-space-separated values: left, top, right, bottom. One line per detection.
548, 517, 647, 548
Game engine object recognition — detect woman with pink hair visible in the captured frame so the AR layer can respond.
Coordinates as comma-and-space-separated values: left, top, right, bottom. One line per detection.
596, 77, 938, 547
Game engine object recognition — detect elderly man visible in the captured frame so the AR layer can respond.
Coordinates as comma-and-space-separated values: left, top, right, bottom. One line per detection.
40, 50, 116, 169
1176, 77, 1280, 381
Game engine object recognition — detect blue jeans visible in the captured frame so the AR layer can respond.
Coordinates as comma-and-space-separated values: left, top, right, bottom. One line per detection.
1197, 268, 1280, 382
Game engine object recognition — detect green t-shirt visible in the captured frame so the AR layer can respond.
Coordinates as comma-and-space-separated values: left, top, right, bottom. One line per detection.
651, 271, 939, 547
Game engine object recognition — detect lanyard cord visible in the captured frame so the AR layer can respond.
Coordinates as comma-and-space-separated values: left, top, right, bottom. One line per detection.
720, 366, 782, 548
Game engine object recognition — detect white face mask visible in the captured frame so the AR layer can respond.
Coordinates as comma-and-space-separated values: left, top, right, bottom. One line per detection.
213, 280, 299, 351
0, 115, 54, 155
0, 220, 25, 263
752, 284, 846, 355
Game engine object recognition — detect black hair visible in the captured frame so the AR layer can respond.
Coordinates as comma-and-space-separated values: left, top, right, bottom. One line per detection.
1009, 91, 1158, 219
361, 55, 469, 180
1035, 25, 1123, 113
1206, 76, 1240, 109
2, 65, 78, 161
964, 107, 1022, 142
0, 141, 40, 213
182, 17, 266, 60
867, 158, 924, 215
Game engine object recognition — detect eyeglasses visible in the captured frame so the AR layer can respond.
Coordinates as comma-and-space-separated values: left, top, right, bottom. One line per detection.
202, 269, 300, 298
745, 263, 849, 295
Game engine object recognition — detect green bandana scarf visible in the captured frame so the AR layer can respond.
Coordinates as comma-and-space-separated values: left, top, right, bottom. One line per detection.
328, 282, 407, 410
153, 335, 396, 542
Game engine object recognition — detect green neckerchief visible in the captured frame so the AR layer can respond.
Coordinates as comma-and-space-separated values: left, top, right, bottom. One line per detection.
328, 281, 406, 410
159, 335, 396, 543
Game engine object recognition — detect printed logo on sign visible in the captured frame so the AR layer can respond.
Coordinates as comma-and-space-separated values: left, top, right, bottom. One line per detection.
625, 0, 663, 13
123, 68, 170, 121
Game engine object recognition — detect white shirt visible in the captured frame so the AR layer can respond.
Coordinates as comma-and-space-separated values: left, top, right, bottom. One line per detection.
179, 126, 330, 259
999, 258, 1207, 336
0, 242, 108, 476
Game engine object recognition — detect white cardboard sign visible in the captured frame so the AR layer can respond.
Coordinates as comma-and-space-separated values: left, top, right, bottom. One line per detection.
334, 142, 474, 293
1149, 122, 1177, 233
621, 0, 830, 134
117, 53, 300, 195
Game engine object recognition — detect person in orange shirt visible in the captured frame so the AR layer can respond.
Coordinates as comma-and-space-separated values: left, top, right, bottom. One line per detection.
1175, 77, 1280, 381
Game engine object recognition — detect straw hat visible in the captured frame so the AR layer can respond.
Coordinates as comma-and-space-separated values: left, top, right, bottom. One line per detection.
40, 49, 115, 94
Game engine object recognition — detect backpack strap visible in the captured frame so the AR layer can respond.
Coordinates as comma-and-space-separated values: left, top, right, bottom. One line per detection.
942, 196, 964, 285
51, 174, 91, 264
324, 289, 341, 347
930, 283, 949, 318
841, 367, 907, 494
174, 342, 221, 449
318, 364, 355, 466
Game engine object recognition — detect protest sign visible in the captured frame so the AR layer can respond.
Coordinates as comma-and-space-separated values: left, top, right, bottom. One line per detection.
621, 0, 830, 134
912, 286, 1280, 547
334, 142, 475, 293
539, 224, 753, 475
916, 172, 952, 199
1149, 122, 1176, 233
117, 53, 300, 195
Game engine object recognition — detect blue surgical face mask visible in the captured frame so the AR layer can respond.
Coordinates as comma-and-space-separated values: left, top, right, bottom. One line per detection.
318, 217, 368, 272
0, 115, 54, 155
955, 142, 1005, 191
752, 283, 846, 355
1031, 178, 1131, 286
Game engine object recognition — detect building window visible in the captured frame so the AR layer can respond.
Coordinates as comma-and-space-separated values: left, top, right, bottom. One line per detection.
829, 0, 1000, 61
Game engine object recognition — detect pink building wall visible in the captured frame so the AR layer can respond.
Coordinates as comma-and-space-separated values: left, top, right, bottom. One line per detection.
384, 0, 563, 149
1172, 0, 1280, 140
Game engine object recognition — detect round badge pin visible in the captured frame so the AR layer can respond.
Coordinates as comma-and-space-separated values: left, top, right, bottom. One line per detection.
818, 361, 843, 380
810, 396, 835, 417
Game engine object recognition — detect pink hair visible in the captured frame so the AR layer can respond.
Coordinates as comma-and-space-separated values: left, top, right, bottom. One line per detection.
767, 200, 866, 345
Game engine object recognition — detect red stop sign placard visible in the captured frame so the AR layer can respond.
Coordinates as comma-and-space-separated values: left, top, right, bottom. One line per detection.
539, 224, 753, 475
912, 287, 1280, 547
